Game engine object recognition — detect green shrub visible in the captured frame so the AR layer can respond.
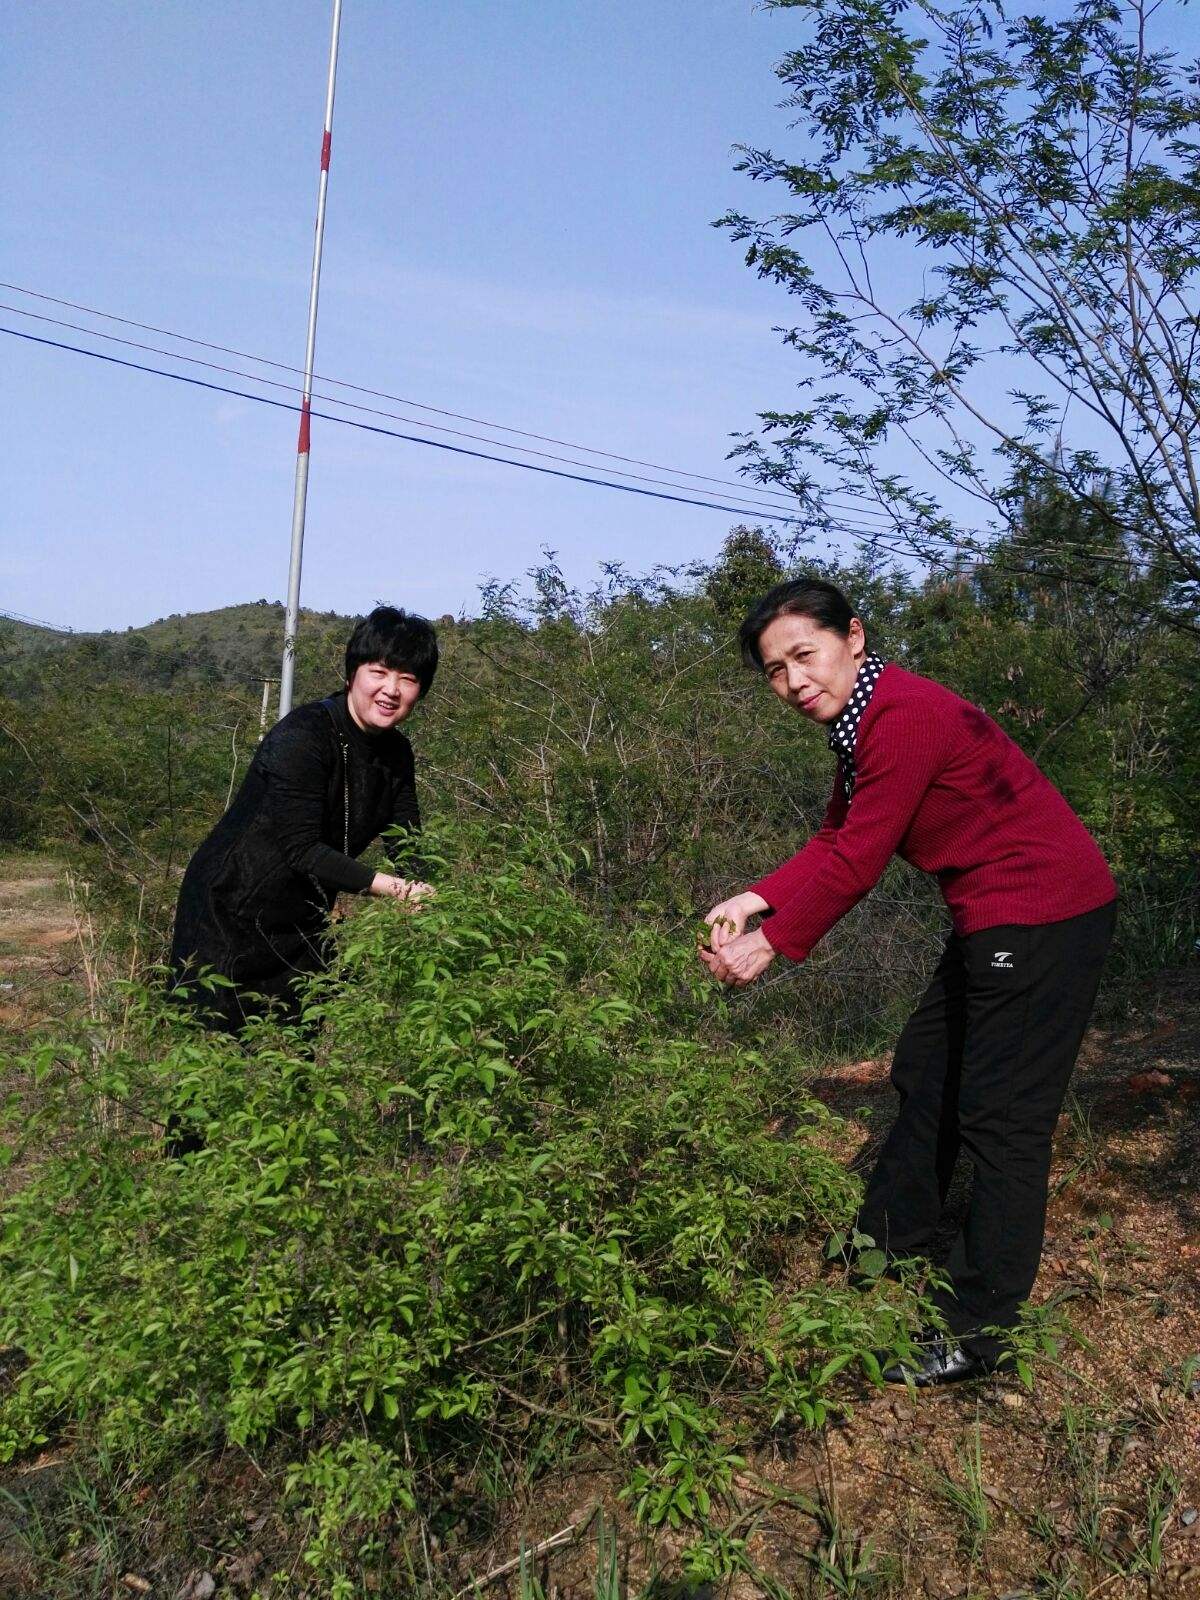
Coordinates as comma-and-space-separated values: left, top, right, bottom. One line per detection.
0, 822, 917, 1568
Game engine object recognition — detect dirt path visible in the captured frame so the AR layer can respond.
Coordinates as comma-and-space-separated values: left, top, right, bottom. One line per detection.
0, 854, 79, 1040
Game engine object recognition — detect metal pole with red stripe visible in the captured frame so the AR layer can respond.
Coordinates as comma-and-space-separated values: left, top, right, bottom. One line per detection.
278, 0, 344, 720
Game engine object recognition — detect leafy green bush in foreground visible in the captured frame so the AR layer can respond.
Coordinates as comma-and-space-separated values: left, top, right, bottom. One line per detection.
0, 824, 918, 1586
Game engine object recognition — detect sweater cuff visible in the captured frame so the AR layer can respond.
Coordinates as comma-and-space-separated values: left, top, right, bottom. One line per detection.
342, 859, 376, 895
748, 874, 777, 910
750, 836, 835, 912
760, 910, 810, 964
315, 852, 375, 895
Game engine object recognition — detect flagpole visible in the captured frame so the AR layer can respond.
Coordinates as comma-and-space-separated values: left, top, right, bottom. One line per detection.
277, 0, 343, 720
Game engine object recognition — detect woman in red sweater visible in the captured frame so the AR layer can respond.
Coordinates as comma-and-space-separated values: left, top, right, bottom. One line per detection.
700, 578, 1116, 1387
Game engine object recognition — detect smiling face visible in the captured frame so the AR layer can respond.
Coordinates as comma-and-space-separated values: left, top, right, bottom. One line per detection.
758, 612, 867, 724
346, 660, 422, 733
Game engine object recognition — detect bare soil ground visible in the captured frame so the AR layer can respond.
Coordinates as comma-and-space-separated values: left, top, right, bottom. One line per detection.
0, 853, 79, 1030
0, 853, 89, 1207
750, 980, 1200, 1599
0, 860, 1196, 1598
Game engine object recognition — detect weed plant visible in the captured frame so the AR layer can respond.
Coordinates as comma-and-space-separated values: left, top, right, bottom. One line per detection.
802, 1483, 898, 1597
931, 1416, 990, 1566
0, 821, 920, 1590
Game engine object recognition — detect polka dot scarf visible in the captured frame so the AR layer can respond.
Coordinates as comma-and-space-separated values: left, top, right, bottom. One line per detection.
828, 654, 888, 802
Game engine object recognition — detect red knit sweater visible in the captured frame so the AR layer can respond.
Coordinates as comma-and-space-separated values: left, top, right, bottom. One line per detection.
752, 664, 1117, 962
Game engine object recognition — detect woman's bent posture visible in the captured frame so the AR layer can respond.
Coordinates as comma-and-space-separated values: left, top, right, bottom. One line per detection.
701, 579, 1116, 1387
170, 606, 437, 1032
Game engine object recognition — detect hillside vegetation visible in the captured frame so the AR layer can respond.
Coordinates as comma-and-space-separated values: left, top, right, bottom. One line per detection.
0, 523, 1197, 1596
2, 601, 358, 695
3, 522, 1196, 1019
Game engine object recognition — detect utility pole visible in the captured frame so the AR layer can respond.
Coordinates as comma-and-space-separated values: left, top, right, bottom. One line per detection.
277, 0, 343, 720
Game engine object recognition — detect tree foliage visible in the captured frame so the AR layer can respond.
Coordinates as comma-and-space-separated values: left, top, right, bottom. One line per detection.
720, 0, 1200, 628
3, 531, 1196, 1013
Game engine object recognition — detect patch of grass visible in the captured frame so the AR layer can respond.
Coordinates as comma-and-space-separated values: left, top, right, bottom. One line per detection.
1129, 1463, 1179, 1578
1070, 1212, 1153, 1309
1164, 1351, 1200, 1398
0, 852, 65, 885
930, 1415, 991, 1566
1024, 1399, 1184, 1590
801, 1483, 901, 1598
1058, 1403, 1121, 1563
0, 1447, 161, 1600
1027, 1552, 1086, 1600
593, 1509, 622, 1600
1050, 1090, 1105, 1198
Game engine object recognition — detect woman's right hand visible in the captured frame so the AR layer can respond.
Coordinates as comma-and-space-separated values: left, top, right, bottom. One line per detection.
702, 890, 769, 951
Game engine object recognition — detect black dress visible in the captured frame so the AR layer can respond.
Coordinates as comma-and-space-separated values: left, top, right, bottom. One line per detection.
169, 692, 420, 1028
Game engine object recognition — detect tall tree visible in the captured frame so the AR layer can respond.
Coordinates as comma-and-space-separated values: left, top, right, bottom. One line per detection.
720, 0, 1200, 630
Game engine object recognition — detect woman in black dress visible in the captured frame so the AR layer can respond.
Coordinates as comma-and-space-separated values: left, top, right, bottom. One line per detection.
169, 606, 437, 1031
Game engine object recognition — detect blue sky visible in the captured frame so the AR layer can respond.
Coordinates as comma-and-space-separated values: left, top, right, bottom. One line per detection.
3, 1, 816, 632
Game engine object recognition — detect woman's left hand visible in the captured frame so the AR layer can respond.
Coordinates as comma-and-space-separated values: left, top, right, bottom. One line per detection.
370, 872, 436, 905
698, 926, 777, 987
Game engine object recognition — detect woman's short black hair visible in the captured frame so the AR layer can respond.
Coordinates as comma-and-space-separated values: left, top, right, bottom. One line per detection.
738, 578, 858, 672
344, 606, 439, 697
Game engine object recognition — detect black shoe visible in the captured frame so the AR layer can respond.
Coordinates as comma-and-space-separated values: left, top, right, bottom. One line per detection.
881, 1335, 996, 1388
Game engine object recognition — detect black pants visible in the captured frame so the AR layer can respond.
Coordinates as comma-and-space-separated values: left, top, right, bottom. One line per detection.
858, 901, 1116, 1361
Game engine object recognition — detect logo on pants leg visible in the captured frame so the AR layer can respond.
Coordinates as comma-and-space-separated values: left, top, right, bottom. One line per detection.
991, 950, 1014, 969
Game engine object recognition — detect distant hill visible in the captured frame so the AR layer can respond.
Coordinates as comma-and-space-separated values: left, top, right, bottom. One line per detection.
0, 601, 356, 697
1, 601, 464, 702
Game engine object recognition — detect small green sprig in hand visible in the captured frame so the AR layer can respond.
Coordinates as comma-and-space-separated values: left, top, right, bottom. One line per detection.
696, 913, 733, 950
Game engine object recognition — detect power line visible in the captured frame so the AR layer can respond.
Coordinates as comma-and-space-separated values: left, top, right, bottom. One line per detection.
0, 325, 820, 524
856, 529, 1155, 574
4, 324, 1156, 575
8, 284, 1185, 573
3, 289, 1157, 567
0, 606, 74, 632
7, 282, 1155, 568
0, 277, 895, 520
0, 301, 815, 525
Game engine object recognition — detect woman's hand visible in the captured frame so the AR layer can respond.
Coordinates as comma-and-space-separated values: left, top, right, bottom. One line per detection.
698, 925, 777, 987
703, 890, 769, 951
370, 872, 436, 905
